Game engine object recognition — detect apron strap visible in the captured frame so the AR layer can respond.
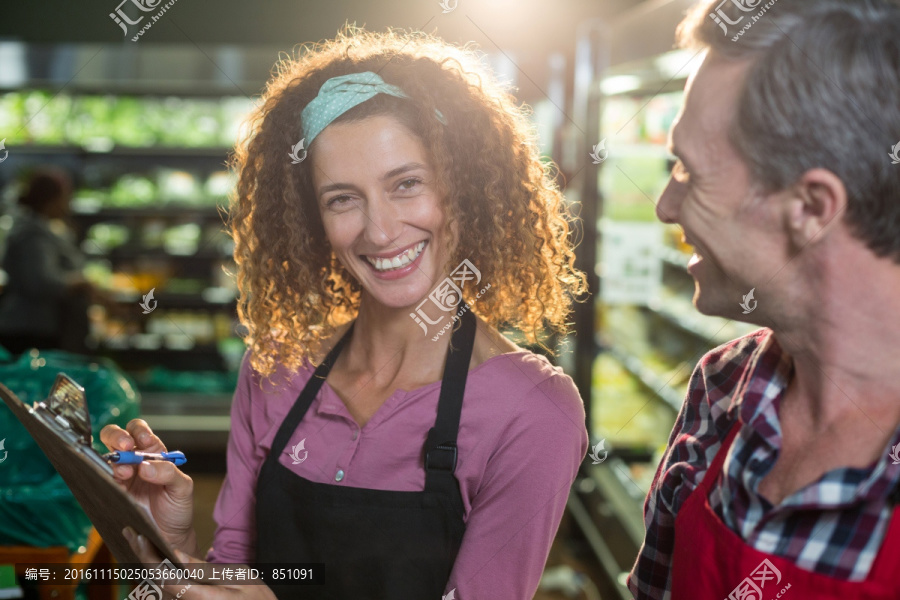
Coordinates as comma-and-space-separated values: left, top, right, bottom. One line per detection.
267, 321, 356, 460
696, 421, 742, 496
424, 305, 476, 493
265, 304, 475, 501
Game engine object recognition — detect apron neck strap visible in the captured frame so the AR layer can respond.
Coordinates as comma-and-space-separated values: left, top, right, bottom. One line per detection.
268, 321, 355, 459
696, 422, 742, 497
267, 304, 477, 484
424, 305, 476, 487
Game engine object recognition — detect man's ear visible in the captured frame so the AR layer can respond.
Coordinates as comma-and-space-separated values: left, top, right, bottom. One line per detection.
784, 168, 847, 250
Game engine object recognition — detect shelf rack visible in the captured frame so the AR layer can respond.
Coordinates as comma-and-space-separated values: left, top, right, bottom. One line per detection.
601, 340, 685, 413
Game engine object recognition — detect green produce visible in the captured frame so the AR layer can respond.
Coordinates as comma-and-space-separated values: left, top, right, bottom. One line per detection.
162, 223, 201, 255
157, 169, 201, 202
109, 174, 157, 206
82, 260, 113, 289
0, 93, 26, 143
2, 91, 255, 149
71, 189, 108, 213
65, 95, 116, 146
112, 97, 157, 147
220, 97, 255, 146
84, 223, 130, 253
165, 277, 206, 294
158, 97, 221, 147
0, 347, 140, 552
24, 90, 71, 144
205, 170, 236, 200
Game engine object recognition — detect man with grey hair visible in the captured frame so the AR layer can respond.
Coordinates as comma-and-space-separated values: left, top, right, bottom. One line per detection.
627, 0, 900, 598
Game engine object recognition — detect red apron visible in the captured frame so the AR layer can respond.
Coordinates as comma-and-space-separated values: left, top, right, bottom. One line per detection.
670, 424, 900, 599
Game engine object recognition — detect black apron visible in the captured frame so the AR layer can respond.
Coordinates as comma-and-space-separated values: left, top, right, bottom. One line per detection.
255, 307, 475, 599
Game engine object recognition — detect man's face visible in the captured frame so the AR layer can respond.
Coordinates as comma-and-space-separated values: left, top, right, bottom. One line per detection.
657, 51, 783, 320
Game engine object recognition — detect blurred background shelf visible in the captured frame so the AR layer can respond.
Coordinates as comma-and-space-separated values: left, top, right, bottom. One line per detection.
99, 248, 232, 261
603, 342, 684, 413
140, 391, 233, 452
72, 206, 227, 219
658, 245, 690, 270
12, 145, 234, 157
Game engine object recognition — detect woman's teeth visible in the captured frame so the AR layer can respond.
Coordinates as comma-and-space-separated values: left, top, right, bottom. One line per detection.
365, 241, 426, 272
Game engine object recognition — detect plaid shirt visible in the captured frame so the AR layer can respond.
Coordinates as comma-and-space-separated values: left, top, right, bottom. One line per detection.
627, 328, 900, 600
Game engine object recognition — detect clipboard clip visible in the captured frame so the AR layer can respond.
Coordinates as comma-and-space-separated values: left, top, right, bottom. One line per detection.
29, 373, 114, 476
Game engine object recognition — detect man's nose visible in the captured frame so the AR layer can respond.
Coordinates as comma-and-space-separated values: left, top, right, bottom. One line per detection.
656, 177, 685, 225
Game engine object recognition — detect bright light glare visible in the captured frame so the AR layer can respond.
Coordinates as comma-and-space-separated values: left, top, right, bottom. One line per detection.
654, 49, 702, 80
0, 43, 27, 87
600, 75, 642, 96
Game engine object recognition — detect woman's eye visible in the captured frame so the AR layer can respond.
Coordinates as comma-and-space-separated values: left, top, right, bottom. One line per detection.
326, 195, 351, 207
397, 177, 423, 191
671, 160, 691, 184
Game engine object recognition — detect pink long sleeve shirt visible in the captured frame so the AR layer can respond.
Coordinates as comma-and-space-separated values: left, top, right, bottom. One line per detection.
207, 348, 589, 599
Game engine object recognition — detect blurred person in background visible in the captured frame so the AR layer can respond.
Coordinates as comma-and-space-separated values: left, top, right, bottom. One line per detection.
628, 1, 900, 599
0, 168, 92, 355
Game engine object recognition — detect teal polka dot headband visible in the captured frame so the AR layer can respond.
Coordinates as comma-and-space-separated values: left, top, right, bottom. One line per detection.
300, 71, 446, 145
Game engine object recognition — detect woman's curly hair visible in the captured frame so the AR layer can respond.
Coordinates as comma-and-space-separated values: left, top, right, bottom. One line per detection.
227, 25, 588, 385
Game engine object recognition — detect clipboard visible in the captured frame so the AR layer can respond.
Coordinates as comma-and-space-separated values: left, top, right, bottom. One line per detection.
0, 373, 187, 570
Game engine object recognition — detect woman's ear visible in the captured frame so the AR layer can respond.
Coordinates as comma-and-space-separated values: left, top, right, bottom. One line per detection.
784, 168, 847, 249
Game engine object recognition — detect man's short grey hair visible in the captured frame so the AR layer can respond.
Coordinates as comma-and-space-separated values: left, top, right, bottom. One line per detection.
677, 0, 900, 261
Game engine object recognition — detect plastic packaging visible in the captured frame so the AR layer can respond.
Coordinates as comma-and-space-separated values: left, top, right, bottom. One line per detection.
0, 346, 140, 552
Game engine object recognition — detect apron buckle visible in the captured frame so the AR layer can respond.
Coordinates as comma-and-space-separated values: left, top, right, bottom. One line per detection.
425, 442, 458, 472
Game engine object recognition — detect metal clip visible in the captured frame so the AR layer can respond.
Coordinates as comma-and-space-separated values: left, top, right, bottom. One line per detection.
29, 373, 113, 475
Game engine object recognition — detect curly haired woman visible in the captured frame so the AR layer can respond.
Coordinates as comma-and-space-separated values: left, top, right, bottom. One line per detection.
103, 26, 589, 600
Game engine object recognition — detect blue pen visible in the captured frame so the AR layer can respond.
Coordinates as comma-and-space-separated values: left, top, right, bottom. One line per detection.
103, 450, 187, 467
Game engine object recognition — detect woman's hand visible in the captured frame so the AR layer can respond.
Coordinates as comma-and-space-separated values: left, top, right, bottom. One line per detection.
100, 418, 198, 555
123, 527, 278, 600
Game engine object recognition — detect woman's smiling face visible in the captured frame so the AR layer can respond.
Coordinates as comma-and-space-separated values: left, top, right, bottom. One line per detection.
310, 114, 450, 310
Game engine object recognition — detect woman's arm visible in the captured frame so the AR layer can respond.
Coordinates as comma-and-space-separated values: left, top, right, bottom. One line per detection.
445, 374, 589, 599
206, 352, 264, 563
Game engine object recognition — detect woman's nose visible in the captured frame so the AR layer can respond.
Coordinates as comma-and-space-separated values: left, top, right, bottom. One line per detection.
363, 194, 404, 245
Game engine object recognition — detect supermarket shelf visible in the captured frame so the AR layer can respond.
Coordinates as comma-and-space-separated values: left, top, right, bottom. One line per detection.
101, 247, 232, 261
0, 84, 258, 98
588, 459, 646, 545
12, 144, 232, 158
604, 342, 684, 412
646, 303, 731, 347
141, 392, 233, 451
141, 391, 233, 406
607, 143, 673, 161
93, 343, 227, 372
658, 246, 690, 270
146, 413, 231, 431
96, 344, 222, 355
72, 206, 226, 220
567, 489, 634, 600
110, 290, 236, 308
567, 458, 647, 600
142, 414, 230, 451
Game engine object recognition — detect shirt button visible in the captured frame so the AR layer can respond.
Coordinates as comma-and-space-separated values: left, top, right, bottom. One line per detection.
335, 469, 344, 482
352, 429, 358, 441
